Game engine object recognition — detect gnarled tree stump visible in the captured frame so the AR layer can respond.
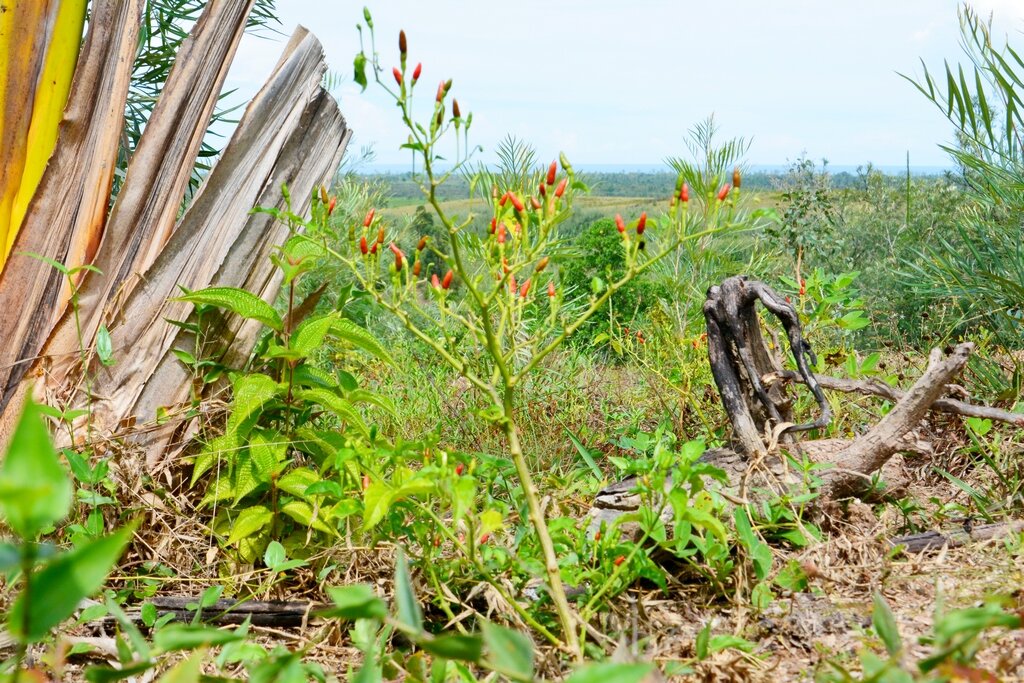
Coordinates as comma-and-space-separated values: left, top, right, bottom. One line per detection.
588, 275, 1012, 530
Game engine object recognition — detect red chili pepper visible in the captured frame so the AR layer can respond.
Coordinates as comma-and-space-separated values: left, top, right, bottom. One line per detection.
327, 197, 336, 215
799, 279, 806, 296
413, 261, 421, 276
452, 99, 461, 118
376, 226, 385, 245
442, 269, 454, 289
399, 30, 407, 55
680, 183, 689, 203
785, 295, 792, 303
362, 474, 371, 490
359, 236, 369, 255
637, 211, 647, 235
497, 223, 507, 244
546, 160, 557, 186
436, 80, 445, 102
538, 182, 546, 197
593, 531, 601, 541
502, 258, 510, 274
412, 62, 422, 83
554, 178, 568, 198
548, 281, 556, 298
530, 196, 542, 210
733, 166, 742, 189
455, 463, 465, 476
363, 208, 375, 227
519, 278, 531, 298
499, 192, 509, 207
479, 533, 489, 544
509, 274, 517, 294
417, 236, 428, 251
614, 555, 625, 566
432, 273, 441, 289
489, 217, 497, 234
392, 67, 403, 86
615, 214, 626, 233
370, 242, 378, 255
717, 183, 731, 201
509, 193, 525, 212
433, 535, 441, 547
389, 243, 404, 270
535, 256, 549, 272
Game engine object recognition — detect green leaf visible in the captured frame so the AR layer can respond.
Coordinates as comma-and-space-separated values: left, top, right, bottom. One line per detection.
96, 326, 115, 367
154, 651, 204, 682
482, 621, 533, 681
417, 634, 483, 662
0, 399, 73, 539
264, 541, 286, 569
227, 506, 273, 545
280, 500, 332, 534
565, 663, 655, 683
330, 319, 394, 366
566, 428, 603, 481
362, 482, 393, 531
8, 524, 134, 642
321, 585, 387, 620
277, 467, 320, 498
249, 430, 288, 480
872, 592, 902, 657
178, 286, 282, 331
153, 624, 245, 652
295, 388, 369, 437
226, 374, 280, 436
394, 548, 424, 636
291, 313, 337, 357
733, 509, 772, 580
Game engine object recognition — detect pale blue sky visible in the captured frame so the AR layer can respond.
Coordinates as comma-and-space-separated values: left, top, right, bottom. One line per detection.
225, 1, 1024, 169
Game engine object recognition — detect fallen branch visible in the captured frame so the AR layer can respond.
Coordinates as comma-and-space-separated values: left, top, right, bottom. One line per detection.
890, 519, 1024, 553
778, 369, 1024, 426
818, 343, 974, 499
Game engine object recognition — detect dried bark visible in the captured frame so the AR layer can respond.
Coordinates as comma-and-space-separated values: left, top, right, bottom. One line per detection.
0, 0, 142, 418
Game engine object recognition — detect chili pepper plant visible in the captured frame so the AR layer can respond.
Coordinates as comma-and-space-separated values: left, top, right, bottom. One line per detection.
299, 11, 757, 660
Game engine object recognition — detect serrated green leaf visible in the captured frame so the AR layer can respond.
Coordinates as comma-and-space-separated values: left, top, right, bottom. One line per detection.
178, 286, 282, 331
198, 473, 234, 508
346, 390, 399, 419
232, 456, 262, 505
330, 319, 394, 366
280, 500, 332, 534
295, 388, 369, 436
227, 506, 273, 544
291, 313, 337, 357
277, 467, 320, 498
249, 430, 287, 479
226, 374, 279, 437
